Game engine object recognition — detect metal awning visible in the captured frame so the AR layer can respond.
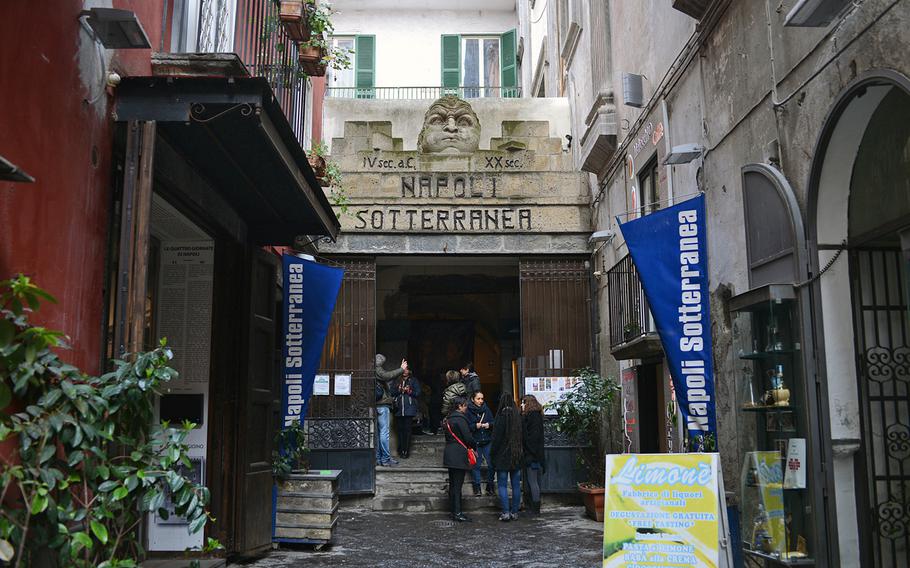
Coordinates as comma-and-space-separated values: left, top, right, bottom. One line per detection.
113, 76, 339, 244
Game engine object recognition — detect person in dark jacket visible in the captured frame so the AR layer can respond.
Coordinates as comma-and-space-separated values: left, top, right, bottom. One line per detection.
521, 394, 546, 515
466, 391, 495, 496
490, 393, 523, 521
443, 397, 476, 522
392, 369, 421, 458
375, 354, 406, 467
441, 370, 467, 416
460, 362, 481, 396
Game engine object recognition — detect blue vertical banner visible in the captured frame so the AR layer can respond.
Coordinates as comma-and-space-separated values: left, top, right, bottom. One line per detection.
281, 254, 345, 428
618, 194, 717, 450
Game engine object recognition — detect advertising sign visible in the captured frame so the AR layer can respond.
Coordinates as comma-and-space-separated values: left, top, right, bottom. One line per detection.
603, 453, 722, 568
524, 376, 580, 415
281, 255, 344, 427
618, 194, 717, 450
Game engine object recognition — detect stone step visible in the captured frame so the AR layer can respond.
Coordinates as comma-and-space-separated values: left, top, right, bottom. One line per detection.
375, 466, 493, 483
340, 493, 581, 513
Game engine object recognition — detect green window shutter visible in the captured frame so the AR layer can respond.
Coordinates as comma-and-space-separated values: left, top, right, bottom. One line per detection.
355, 35, 375, 99
501, 28, 518, 98
441, 34, 461, 95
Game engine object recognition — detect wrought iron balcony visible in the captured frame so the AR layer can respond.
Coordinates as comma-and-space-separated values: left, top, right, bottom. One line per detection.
606, 254, 663, 360
326, 85, 521, 100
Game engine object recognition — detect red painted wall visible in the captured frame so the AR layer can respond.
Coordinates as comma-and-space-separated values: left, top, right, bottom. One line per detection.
310, 76, 326, 145
0, 1, 163, 374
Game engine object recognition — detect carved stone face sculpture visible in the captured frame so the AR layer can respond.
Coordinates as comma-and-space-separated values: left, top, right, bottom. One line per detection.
417, 95, 481, 154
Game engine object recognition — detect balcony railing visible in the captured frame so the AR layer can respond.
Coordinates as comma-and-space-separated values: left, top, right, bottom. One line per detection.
606, 254, 657, 350
233, 0, 307, 143
326, 85, 521, 100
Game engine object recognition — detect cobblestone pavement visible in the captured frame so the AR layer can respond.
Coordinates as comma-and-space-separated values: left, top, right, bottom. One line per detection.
228, 507, 602, 568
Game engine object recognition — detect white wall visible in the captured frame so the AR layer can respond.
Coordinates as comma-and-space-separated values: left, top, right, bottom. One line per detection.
332, 8, 518, 89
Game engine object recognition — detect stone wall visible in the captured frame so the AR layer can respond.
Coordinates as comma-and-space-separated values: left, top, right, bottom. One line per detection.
321, 98, 591, 255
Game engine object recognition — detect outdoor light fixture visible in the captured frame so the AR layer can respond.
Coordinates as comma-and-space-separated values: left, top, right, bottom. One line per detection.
79, 8, 151, 49
590, 229, 616, 244
662, 143, 704, 165
622, 73, 645, 108
784, 0, 851, 27
0, 155, 35, 183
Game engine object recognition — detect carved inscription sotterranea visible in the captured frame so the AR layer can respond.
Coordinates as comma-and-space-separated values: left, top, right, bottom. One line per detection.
328, 95, 591, 237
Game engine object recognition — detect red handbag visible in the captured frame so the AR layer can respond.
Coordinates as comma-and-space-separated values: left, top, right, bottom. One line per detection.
445, 419, 477, 466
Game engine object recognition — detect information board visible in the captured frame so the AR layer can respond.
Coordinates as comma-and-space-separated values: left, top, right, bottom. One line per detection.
524, 376, 580, 415
603, 453, 724, 567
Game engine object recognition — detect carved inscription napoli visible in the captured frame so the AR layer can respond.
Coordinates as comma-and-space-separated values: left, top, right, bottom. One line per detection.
331, 95, 591, 236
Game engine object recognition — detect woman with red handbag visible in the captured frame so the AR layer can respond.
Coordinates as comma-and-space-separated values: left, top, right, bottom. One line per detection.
443, 396, 476, 522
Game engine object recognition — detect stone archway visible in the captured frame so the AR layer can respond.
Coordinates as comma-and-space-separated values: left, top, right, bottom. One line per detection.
808, 70, 910, 568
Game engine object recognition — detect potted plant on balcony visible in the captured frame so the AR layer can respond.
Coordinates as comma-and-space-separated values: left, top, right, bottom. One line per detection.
550, 367, 620, 521
278, 0, 313, 42
296, 1, 352, 77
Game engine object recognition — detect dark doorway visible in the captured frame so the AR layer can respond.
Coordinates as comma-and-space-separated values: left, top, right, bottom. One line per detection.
376, 257, 521, 426
636, 363, 664, 454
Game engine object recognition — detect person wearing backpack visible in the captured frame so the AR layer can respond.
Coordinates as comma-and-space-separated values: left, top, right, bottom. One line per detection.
375, 354, 406, 467
392, 368, 421, 459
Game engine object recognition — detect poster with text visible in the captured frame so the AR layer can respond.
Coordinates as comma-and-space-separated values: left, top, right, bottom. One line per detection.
603, 453, 721, 568
524, 376, 580, 415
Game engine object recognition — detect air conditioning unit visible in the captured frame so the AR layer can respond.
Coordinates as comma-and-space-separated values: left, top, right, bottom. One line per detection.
785, 0, 851, 27
622, 73, 644, 108
672, 0, 711, 20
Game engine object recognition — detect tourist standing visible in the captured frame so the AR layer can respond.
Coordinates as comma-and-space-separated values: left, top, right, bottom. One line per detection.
441, 370, 467, 416
521, 394, 546, 515
443, 397, 476, 522
392, 368, 421, 458
460, 362, 481, 396
491, 393, 523, 521
466, 391, 495, 496
375, 354, 406, 467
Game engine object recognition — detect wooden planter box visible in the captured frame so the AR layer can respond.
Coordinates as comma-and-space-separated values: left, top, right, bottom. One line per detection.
273, 469, 341, 546
298, 45, 328, 77
578, 482, 605, 522
278, 0, 312, 42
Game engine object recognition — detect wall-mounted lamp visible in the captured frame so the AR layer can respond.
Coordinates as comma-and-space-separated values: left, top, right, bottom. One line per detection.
590, 229, 616, 244
0, 155, 35, 183
79, 8, 151, 49
662, 143, 704, 165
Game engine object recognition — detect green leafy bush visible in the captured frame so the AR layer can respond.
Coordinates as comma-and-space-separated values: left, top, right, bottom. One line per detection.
271, 419, 309, 480
549, 367, 620, 486
0, 275, 219, 567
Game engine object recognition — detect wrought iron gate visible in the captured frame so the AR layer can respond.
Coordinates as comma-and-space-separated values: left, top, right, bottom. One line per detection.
306, 259, 376, 494
853, 247, 910, 566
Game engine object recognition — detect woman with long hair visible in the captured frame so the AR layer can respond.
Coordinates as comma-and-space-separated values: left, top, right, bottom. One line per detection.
521, 394, 546, 515
490, 393, 523, 521
442, 396, 476, 522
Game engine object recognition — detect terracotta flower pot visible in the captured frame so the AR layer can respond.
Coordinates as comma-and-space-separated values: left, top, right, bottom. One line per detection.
578, 482, 605, 522
307, 154, 327, 182
298, 45, 328, 77
278, 0, 312, 42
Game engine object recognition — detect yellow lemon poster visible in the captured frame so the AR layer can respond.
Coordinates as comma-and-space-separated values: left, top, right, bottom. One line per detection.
603, 454, 721, 567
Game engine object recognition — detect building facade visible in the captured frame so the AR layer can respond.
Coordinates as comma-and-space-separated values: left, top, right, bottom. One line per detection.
517, 0, 909, 566
1, 0, 336, 558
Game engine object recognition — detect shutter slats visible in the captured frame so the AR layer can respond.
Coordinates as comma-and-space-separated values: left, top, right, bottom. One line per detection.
355, 35, 375, 99
500, 28, 517, 98
441, 34, 461, 93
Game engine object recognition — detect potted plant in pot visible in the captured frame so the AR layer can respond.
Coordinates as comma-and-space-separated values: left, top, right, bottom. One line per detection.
550, 367, 620, 521
296, 1, 352, 77
278, 0, 313, 42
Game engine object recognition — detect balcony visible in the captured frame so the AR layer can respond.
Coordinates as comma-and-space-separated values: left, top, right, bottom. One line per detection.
326, 85, 521, 100
605, 254, 663, 360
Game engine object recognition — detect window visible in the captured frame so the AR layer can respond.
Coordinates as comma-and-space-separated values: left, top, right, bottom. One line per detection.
326, 35, 374, 99
441, 30, 518, 98
639, 158, 659, 216
462, 37, 500, 98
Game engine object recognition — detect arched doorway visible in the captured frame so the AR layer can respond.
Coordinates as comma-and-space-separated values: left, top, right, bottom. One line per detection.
809, 70, 910, 568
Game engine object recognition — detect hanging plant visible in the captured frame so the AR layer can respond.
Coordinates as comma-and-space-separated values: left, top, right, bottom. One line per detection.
278, 0, 312, 42
296, 1, 353, 76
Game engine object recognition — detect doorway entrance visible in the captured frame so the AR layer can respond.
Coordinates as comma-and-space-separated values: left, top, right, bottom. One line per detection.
376, 257, 521, 427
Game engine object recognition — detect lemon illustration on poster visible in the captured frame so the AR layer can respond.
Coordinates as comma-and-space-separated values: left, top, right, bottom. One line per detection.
603, 453, 734, 568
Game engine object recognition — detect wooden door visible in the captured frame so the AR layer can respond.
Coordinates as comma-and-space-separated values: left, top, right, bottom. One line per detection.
237, 248, 280, 554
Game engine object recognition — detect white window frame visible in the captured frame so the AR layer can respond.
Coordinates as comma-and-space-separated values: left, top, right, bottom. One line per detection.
461, 35, 501, 98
